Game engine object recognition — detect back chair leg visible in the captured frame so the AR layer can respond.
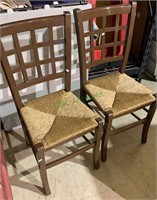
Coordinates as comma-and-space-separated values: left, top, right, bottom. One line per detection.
93, 118, 103, 169
36, 143, 51, 195
141, 100, 156, 143
21, 122, 30, 146
80, 89, 87, 103
101, 111, 113, 162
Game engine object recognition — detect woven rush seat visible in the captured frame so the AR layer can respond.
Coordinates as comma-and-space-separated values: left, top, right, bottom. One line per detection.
85, 72, 156, 117
21, 90, 98, 150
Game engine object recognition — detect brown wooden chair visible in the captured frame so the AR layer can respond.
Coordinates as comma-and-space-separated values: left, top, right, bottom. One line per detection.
74, 2, 156, 162
0, 13, 103, 195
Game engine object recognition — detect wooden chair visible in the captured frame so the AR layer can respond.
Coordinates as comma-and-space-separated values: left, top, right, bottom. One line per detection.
74, 2, 156, 162
0, 13, 103, 195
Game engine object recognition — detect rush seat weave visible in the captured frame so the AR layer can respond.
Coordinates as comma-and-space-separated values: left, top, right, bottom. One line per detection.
85, 72, 155, 117
21, 90, 98, 149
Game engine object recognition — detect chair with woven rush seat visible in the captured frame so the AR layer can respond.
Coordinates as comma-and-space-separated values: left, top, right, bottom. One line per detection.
0, 13, 103, 195
74, 2, 156, 162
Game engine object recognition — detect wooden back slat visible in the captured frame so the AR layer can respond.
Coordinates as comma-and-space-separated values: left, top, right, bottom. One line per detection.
12, 33, 29, 82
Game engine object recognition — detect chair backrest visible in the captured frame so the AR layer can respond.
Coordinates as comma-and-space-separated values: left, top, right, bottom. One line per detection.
0, 12, 71, 110
74, 2, 137, 85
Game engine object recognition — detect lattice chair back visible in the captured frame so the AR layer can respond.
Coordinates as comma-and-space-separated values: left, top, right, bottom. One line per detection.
74, 3, 136, 85
0, 13, 71, 110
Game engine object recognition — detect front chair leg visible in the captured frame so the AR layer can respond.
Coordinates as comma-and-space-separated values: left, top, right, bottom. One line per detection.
101, 111, 113, 162
141, 100, 156, 143
93, 118, 103, 169
36, 143, 51, 195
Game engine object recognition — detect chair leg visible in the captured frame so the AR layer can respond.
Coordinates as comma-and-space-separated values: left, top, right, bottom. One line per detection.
21, 123, 30, 146
80, 89, 87, 103
18, 113, 30, 146
93, 118, 103, 169
36, 143, 51, 195
141, 100, 156, 143
101, 111, 113, 162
